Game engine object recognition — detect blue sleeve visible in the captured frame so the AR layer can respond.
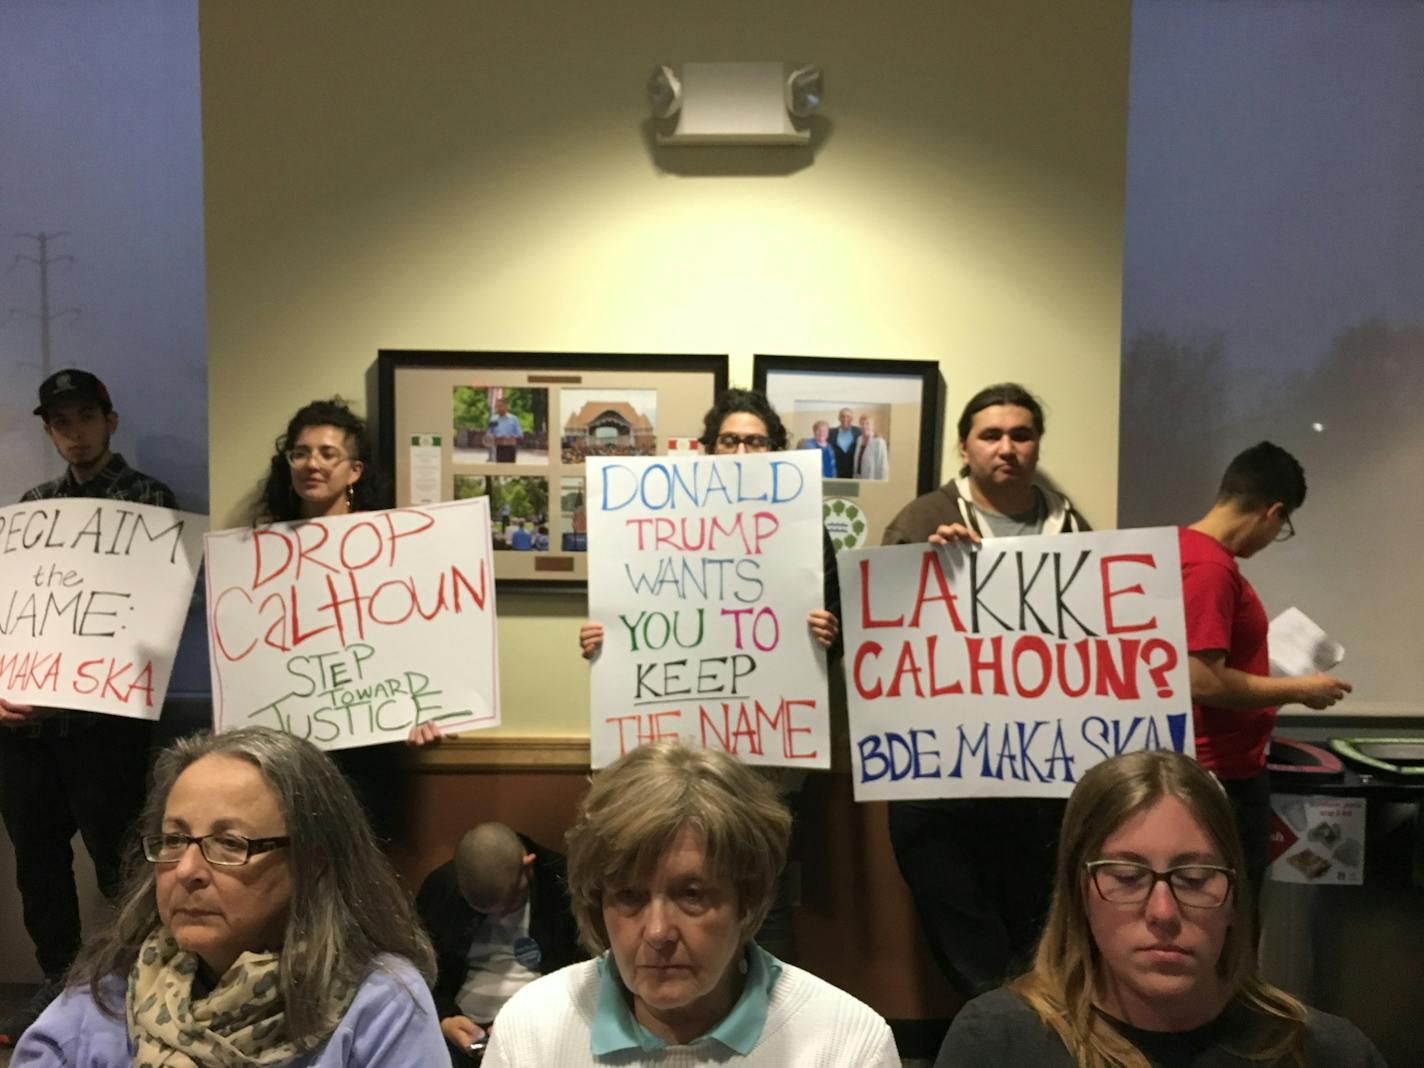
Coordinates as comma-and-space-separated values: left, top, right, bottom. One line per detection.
11, 981, 131, 1067
330, 961, 448, 1067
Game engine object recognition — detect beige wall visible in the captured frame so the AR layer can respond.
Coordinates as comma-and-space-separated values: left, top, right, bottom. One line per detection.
202, 0, 1130, 738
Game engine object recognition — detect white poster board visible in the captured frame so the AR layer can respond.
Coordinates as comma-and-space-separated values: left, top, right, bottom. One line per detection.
841, 527, 1192, 800
205, 499, 499, 749
587, 452, 829, 768
0, 500, 205, 718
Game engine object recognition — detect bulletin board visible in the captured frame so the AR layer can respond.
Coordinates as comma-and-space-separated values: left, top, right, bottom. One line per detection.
377, 350, 729, 591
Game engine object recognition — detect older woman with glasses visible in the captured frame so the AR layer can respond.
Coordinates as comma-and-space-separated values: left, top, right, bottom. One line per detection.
482, 741, 898, 1067
934, 750, 1385, 1067
12, 727, 446, 1066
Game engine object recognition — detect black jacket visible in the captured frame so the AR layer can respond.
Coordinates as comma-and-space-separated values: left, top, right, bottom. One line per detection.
415, 835, 585, 1020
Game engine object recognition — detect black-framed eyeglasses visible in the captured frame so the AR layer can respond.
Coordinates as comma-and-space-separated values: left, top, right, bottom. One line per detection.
285, 446, 350, 468
714, 433, 772, 452
1274, 512, 1295, 542
1085, 860, 1235, 908
142, 832, 291, 867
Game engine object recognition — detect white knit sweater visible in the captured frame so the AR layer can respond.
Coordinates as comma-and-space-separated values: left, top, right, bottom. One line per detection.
483, 958, 900, 1067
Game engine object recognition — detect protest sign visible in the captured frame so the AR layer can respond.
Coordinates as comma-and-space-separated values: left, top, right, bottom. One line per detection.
0, 500, 205, 718
206, 498, 499, 749
841, 527, 1191, 800
587, 451, 829, 768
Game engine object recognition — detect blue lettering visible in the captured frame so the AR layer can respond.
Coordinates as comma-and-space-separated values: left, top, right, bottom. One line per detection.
1080, 716, 1111, 760
641, 464, 673, 509
1016, 720, 1049, 782
770, 459, 805, 503
857, 734, 890, 782
600, 464, 637, 511
909, 728, 941, 778
950, 722, 994, 779
1045, 721, 1077, 782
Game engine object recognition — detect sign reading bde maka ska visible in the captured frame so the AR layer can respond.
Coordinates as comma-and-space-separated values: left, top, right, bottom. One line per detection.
841, 527, 1191, 800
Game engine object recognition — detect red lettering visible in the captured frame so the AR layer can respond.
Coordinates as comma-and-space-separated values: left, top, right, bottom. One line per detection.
1011, 635, 1053, 698
1100, 554, 1158, 634
1094, 637, 1141, 698
852, 641, 884, 699
251, 529, 293, 588
211, 586, 257, 661
909, 551, 967, 631
966, 635, 1007, 696
859, 558, 905, 628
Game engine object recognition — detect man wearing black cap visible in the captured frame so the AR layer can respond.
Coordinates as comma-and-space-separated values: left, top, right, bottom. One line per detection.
0, 369, 177, 1046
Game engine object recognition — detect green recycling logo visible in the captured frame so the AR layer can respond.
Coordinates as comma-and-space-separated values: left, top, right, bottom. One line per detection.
823, 497, 869, 551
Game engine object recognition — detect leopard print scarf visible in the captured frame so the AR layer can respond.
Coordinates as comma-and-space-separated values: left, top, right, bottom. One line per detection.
126, 927, 329, 1067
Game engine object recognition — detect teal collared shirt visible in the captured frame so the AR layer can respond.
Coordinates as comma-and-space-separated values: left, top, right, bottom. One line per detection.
589, 943, 783, 1056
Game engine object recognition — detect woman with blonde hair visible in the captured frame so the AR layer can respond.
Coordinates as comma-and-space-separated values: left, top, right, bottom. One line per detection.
483, 741, 898, 1066
13, 727, 446, 1066
935, 749, 1384, 1067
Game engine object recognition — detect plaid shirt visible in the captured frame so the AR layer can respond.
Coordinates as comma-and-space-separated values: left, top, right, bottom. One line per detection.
12, 454, 179, 736
20, 452, 177, 509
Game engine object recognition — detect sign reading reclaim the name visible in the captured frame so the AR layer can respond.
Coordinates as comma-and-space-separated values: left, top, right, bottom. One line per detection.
206, 498, 499, 750
0, 500, 205, 718
842, 527, 1191, 800
587, 451, 829, 768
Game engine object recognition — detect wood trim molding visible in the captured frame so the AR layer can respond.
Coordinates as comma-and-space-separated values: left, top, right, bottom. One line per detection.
411, 735, 591, 772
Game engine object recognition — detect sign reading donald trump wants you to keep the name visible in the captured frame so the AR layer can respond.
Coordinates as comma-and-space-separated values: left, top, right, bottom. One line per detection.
0, 500, 206, 718
206, 498, 499, 749
842, 528, 1191, 800
587, 451, 829, 768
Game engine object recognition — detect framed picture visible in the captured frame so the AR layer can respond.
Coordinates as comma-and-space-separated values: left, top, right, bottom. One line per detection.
753, 355, 943, 552
378, 351, 729, 589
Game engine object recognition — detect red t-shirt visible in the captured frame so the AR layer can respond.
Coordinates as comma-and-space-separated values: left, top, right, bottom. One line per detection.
1178, 527, 1273, 779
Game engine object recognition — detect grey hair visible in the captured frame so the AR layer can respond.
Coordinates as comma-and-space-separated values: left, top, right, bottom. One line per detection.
69, 727, 435, 1049
565, 741, 791, 955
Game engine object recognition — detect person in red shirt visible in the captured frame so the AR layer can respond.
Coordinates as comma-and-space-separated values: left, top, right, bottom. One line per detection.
1180, 441, 1350, 898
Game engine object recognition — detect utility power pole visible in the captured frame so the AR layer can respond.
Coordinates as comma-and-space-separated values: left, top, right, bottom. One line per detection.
7, 231, 80, 377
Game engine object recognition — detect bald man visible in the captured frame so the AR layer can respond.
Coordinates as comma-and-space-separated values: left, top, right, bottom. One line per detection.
416, 822, 583, 1063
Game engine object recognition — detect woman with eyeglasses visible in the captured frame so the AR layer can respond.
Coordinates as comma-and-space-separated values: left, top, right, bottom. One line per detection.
934, 750, 1385, 1067
257, 397, 386, 524
254, 399, 436, 843
579, 388, 841, 660
12, 727, 447, 1066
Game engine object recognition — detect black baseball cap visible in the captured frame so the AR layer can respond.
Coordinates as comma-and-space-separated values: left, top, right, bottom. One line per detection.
34, 369, 113, 418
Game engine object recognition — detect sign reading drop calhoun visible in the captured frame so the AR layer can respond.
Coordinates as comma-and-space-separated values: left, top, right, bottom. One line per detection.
205, 498, 499, 750
587, 452, 829, 768
842, 528, 1191, 800
0, 501, 205, 718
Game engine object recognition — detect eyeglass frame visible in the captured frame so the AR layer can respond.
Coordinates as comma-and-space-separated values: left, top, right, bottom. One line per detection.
1083, 859, 1236, 909
284, 445, 354, 468
142, 832, 292, 867
1274, 510, 1295, 542
713, 433, 772, 452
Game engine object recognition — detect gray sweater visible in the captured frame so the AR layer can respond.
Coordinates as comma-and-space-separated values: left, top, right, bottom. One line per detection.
935, 987, 1388, 1068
